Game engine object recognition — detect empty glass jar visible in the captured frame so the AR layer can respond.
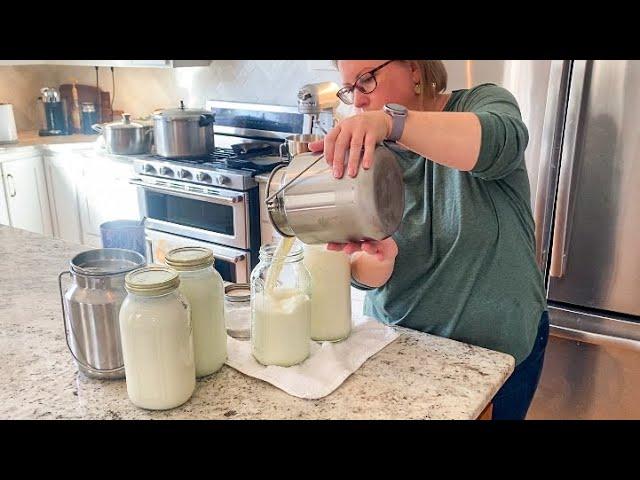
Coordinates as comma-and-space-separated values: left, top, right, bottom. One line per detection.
225, 283, 251, 339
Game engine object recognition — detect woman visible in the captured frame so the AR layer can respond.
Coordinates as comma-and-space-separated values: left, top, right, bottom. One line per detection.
308, 60, 549, 420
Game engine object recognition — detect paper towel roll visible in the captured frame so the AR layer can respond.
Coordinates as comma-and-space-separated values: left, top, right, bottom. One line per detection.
0, 103, 18, 144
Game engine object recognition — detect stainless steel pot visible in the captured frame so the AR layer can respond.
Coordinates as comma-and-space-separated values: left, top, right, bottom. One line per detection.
279, 134, 323, 161
92, 113, 154, 155
153, 100, 215, 158
265, 144, 405, 244
58, 248, 146, 379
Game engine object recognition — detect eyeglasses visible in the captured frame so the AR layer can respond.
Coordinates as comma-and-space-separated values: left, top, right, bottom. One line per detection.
336, 60, 396, 105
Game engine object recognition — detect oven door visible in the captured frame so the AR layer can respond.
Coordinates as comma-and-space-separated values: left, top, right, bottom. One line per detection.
131, 177, 251, 250
145, 227, 250, 283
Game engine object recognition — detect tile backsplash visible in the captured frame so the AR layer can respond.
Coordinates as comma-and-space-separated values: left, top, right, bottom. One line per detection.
0, 60, 505, 132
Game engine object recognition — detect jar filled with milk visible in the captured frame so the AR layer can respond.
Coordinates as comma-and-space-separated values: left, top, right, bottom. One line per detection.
250, 239, 312, 367
119, 266, 195, 410
165, 247, 227, 378
302, 243, 352, 342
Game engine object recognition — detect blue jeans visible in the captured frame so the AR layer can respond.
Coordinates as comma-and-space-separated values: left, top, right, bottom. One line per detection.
491, 311, 550, 420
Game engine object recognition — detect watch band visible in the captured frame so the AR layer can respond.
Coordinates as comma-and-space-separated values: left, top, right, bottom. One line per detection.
384, 104, 408, 142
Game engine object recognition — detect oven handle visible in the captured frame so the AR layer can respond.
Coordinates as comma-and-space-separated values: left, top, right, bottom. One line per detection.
147, 231, 246, 264
129, 177, 244, 205
211, 250, 246, 264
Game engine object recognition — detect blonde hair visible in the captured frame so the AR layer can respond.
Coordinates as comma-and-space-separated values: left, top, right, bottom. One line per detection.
334, 60, 448, 109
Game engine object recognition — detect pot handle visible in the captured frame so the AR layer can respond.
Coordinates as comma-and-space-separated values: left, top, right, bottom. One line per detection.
58, 271, 124, 374
198, 112, 215, 127
91, 123, 103, 133
279, 142, 289, 162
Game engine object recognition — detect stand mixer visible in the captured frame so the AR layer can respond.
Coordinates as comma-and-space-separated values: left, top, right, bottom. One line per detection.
297, 81, 340, 135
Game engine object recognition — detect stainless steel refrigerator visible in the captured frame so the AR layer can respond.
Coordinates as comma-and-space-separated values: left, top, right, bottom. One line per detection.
526, 60, 640, 419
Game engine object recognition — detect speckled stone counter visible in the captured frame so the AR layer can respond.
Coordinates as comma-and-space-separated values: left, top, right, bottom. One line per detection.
0, 130, 98, 150
0, 225, 515, 420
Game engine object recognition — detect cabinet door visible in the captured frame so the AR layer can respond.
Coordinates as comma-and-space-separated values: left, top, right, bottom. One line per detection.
79, 154, 140, 239
2, 155, 53, 236
0, 174, 9, 226
44, 153, 83, 243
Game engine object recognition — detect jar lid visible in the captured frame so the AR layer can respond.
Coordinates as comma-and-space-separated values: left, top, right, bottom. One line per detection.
224, 283, 250, 302
165, 247, 214, 270
125, 265, 180, 296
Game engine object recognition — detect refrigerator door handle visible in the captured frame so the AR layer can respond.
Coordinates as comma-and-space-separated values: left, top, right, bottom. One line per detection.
551, 324, 640, 353
534, 60, 572, 271
549, 60, 589, 278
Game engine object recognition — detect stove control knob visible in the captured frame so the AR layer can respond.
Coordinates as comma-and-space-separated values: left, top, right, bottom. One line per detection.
179, 169, 192, 180
160, 166, 174, 177
143, 163, 156, 174
215, 175, 229, 185
197, 172, 212, 184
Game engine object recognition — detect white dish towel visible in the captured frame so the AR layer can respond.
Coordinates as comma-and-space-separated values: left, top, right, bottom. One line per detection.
225, 314, 400, 400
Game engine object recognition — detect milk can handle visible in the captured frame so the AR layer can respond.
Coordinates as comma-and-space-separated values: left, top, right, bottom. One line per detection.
57, 271, 124, 374
265, 153, 325, 205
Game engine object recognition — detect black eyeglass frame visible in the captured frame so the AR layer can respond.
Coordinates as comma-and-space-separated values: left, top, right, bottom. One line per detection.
336, 60, 397, 105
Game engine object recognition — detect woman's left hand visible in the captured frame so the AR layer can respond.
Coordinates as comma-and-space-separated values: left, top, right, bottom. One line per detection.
317, 111, 392, 179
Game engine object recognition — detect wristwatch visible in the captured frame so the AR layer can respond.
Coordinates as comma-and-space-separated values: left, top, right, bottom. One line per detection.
383, 103, 408, 142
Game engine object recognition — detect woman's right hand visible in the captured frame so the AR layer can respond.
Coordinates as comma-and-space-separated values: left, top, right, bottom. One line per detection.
327, 237, 398, 263
308, 110, 389, 179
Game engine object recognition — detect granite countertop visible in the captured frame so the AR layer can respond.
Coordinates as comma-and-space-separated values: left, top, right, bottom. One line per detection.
0, 131, 99, 152
0, 225, 515, 420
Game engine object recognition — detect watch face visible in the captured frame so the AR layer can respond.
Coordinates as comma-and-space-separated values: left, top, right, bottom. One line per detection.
386, 103, 407, 114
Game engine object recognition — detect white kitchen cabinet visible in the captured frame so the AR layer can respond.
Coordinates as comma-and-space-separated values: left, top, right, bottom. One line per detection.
43, 152, 83, 244
0, 153, 53, 236
78, 153, 140, 245
0, 173, 9, 226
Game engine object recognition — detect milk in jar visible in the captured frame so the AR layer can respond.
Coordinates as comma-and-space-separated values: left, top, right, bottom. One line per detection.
302, 243, 352, 341
165, 247, 227, 378
250, 240, 312, 367
119, 266, 196, 410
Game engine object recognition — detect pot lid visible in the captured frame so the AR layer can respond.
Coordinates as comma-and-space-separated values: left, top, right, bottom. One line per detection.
103, 113, 146, 130
153, 100, 212, 121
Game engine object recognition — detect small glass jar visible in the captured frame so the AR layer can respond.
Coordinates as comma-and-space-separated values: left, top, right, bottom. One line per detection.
224, 283, 251, 339
302, 243, 352, 342
165, 247, 227, 378
250, 240, 312, 367
119, 266, 195, 410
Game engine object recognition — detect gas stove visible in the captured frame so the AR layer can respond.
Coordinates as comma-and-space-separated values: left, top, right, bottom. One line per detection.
129, 100, 304, 284
133, 146, 283, 191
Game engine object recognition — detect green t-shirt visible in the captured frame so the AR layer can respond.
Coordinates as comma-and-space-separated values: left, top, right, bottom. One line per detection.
357, 83, 546, 365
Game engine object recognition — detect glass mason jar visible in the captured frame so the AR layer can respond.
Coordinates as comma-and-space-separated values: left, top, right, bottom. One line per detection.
302, 243, 352, 342
250, 240, 312, 367
119, 266, 195, 410
165, 247, 227, 378
224, 283, 251, 340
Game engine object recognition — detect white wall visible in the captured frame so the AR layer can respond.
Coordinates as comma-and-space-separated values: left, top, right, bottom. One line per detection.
1, 60, 508, 131
0, 66, 60, 131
